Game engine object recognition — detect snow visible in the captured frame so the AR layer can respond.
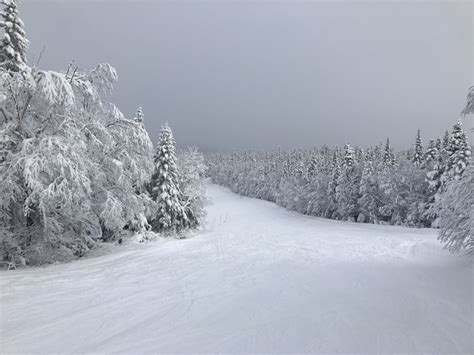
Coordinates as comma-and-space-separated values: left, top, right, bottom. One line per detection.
1, 182, 472, 353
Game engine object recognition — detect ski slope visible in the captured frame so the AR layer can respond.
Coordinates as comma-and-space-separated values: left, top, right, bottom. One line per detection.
1, 183, 472, 353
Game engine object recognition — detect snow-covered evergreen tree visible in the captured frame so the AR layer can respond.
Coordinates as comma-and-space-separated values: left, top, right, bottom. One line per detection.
412, 129, 423, 167
383, 138, 395, 167
325, 149, 340, 218
0, 0, 28, 73
438, 164, 473, 254
442, 130, 449, 149
342, 143, 355, 169
358, 160, 379, 223
336, 144, 360, 221
442, 120, 471, 183
424, 139, 438, 168
438, 89, 474, 254
178, 147, 207, 229
148, 123, 187, 233
307, 152, 319, 178
206, 125, 464, 231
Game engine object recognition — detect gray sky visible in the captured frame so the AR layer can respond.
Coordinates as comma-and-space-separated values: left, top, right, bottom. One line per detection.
22, 0, 472, 150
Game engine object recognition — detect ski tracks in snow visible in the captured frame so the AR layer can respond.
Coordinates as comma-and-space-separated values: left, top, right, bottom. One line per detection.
0, 182, 472, 353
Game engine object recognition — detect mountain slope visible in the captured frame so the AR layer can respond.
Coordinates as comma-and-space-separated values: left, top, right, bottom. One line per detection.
1, 183, 472, 353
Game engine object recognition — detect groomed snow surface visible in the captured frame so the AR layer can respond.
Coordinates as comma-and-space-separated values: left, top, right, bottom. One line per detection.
1, 183, 472, 353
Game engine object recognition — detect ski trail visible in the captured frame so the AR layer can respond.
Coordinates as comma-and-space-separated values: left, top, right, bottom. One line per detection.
0, 182, 472, 353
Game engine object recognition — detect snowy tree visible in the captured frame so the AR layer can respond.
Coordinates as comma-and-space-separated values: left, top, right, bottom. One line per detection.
177, 147, 207, 229
305, 152, 331, 216
307, 152, 319, 178
438, 164, 473, 254
325, 149, 340, 218
423, 138, 443, 225
438, 88, 474, 254
206, 132, 461, 229
383, 138, 395, 167
412, 129, 423, 167
148, 123, 187, 233
358, 161, 380, 223
0, 63, 155, 265
336, 144, 360, 221
424, 139, 438, 168
442, 120, 471, 183
442, 130, 449, 149
342, 143, 355, 168
0, 0, 28, 73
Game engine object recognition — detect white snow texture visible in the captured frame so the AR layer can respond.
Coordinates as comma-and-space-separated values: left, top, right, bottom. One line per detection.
1, 182, 472, 353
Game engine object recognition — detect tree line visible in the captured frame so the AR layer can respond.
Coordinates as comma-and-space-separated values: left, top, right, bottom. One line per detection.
0, 0, 206, 267
207, 109, 472, 254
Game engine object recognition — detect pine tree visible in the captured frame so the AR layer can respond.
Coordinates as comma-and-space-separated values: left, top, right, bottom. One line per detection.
424, 139, 438, 168
438, 164, 473, 254
0, 0, 28, 73
438, 88, 474, 254
358, 160, 379, 223
383, 138, 395, 167
177, 147, 207, 229
412, 129, 423, 167
307, 152, 319, 179
342, 143, 355, 168
325, 149, 340, 218
336, 144, 360, 221
435, 138, 442, 157
148, 123, 187, 233
442, 130, 449, 149
442, 120, 471, 183
425, 138, 443, 221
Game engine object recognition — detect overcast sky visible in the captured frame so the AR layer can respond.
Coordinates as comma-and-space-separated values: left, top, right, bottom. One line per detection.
21, 0, 472, 150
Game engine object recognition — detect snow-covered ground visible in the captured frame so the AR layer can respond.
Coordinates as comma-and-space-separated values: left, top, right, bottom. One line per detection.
1, 183, 472, 353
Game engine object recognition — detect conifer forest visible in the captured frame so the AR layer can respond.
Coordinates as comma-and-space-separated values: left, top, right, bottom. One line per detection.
0, 1, 472, 353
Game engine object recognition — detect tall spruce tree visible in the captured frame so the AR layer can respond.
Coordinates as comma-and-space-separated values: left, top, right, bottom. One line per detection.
425, 137, 444, 224
442, 130, 449, 149
443, 120, 471, 182
438, 89, 473, 254
336, 144, 360, 221
438, 164, 473, 254
148, 123, 187, 233
383, 138, 395, 167
0, 0, 28, 73
326, 149, 340, 218
435, 138, 443, 158
342, 143, 355, 168
358, 160, 379, 223
412, 129, 424, 167
424, 139, 438, 168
